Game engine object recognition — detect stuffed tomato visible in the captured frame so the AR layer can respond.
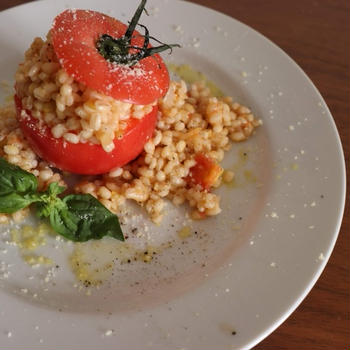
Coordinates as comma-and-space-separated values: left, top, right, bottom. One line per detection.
14, 1, 177, 174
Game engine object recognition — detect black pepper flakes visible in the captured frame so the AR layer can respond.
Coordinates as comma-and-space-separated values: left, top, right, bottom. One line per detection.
83, 280, 92, 287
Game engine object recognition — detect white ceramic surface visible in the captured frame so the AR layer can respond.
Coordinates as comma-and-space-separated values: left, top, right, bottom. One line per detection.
0, 0, 345, 349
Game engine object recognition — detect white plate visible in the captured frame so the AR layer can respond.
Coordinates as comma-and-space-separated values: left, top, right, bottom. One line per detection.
0, 0, 346, 349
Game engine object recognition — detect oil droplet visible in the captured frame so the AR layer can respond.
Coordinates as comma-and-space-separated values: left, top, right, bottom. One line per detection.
219, 322, 237, 336
225, 177, 237, 188
11, 224, 48, 250
231, 148, 249, 173
23, 255, 53, 266
167, 63, 224, 97
10, 224, 53, 266
178, 226, 192, 239
243, 170, 257, 183
70, 240, 127, 287
290, 163, 299, 170
69, 239, 166, 286
226, 148, 258, 188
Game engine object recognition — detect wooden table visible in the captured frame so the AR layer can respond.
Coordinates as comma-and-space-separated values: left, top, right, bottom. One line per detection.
1, 0, 349, 348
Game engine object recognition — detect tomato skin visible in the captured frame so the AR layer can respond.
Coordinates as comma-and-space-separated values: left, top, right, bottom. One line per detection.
51, 9, 170, 105
15, 95, 158, 175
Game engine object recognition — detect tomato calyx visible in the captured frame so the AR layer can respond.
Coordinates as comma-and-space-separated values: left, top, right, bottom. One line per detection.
96, 0, 180, 66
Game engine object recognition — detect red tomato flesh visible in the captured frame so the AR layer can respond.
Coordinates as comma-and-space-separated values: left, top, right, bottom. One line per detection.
51, 9, 170, 105
15, 95, 158, 175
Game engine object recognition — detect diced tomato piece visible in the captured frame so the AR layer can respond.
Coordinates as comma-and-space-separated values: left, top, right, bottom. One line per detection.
188, 153, 223, 190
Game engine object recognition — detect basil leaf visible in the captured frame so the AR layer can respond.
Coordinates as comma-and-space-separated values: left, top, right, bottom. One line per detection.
49, 207, 79, 241
0, 158, 124, 243
0, 192, 37, 213
0, 158, 37, 196
56, 194, 124, 242
47, 182, 66, 197
35, 182, 67, 218
0, 158, 40, 213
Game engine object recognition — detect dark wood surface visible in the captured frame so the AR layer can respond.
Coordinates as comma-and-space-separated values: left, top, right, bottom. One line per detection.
1, 0, 349, 348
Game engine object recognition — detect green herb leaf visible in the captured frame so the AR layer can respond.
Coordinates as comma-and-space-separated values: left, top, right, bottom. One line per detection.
0, 158, 37, 196
0, 157, 40, 213
0, 192, 37, 213
47, 182, 66, 197
49, 207, 78, 240
35, 182, 67, 218
58, 194, 124, 242
0, 157, 124, 242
